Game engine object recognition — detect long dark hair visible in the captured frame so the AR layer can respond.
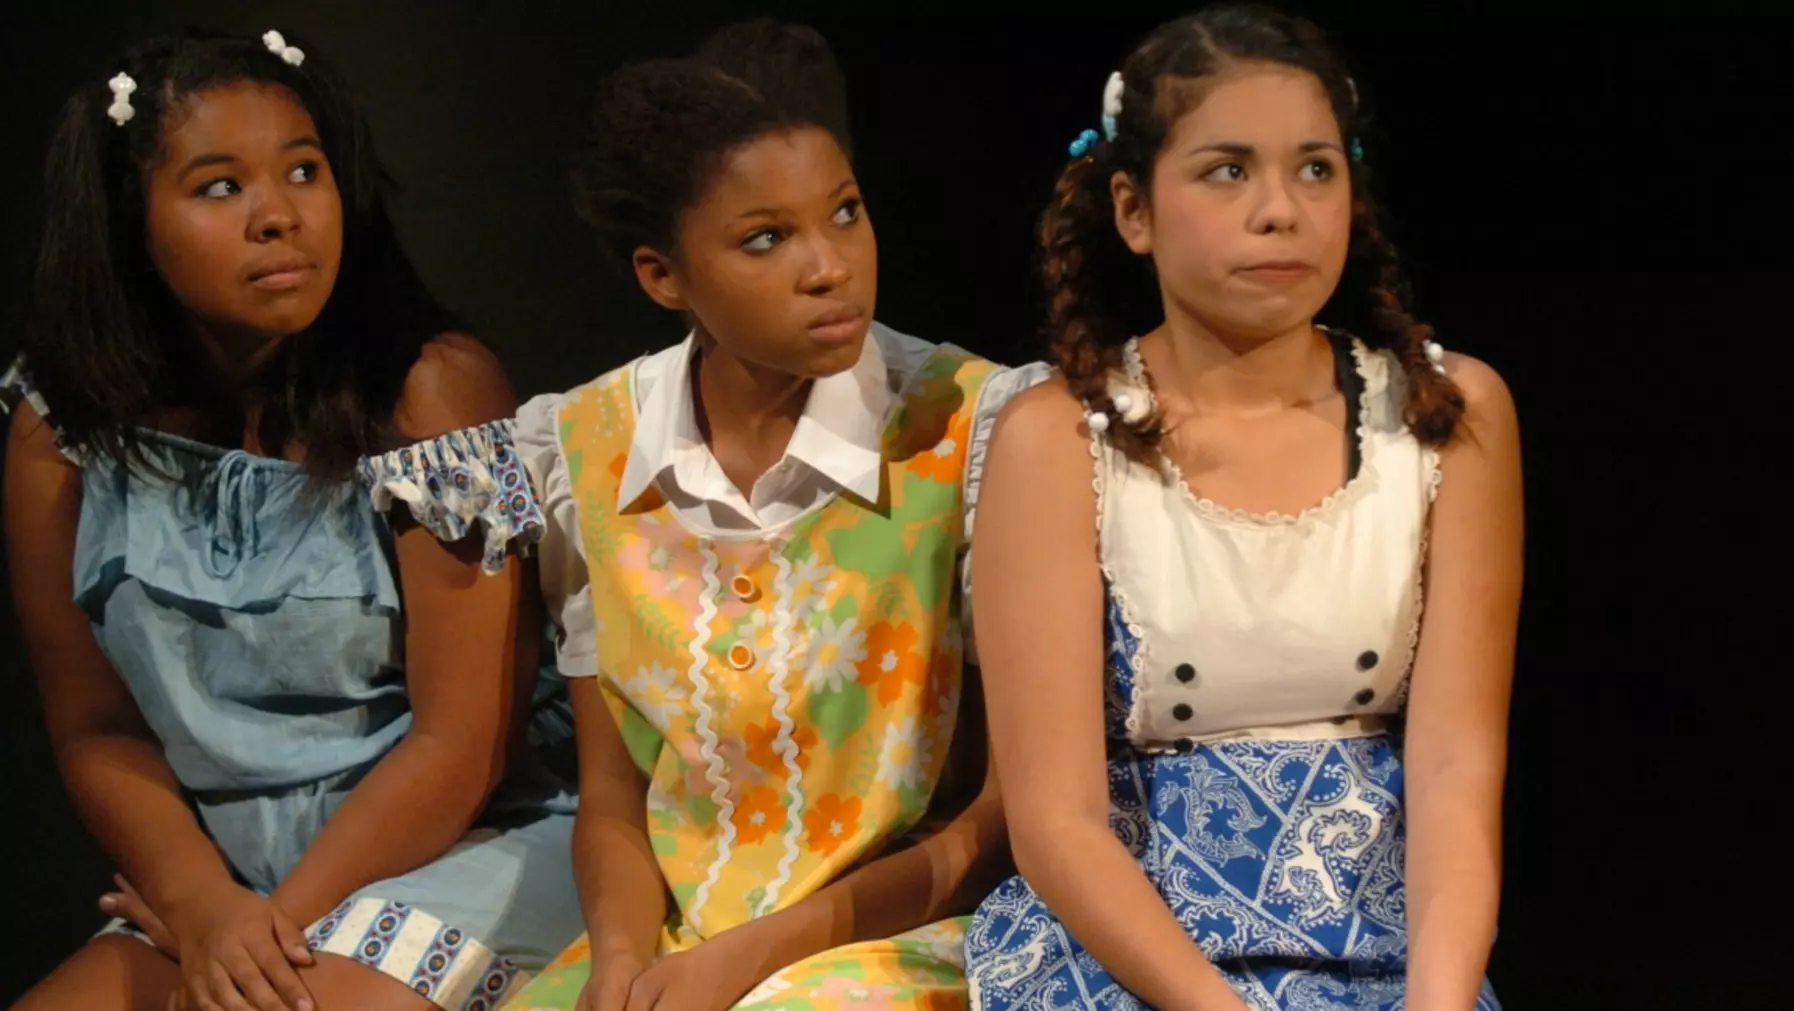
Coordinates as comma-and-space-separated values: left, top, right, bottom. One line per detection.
1042, 3, 1465, 461
572, 19, 850, 271
19, 27, 453, 479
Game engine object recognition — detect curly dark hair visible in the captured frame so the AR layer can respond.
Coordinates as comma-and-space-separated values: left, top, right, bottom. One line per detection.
572, 18, 851, 270
19, 27, 452, 479
1042, 3, 1465, 461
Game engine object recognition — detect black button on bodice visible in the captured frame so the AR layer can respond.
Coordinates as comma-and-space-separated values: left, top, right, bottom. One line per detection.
1357, 651, 1379, 671
1172, 703, 1194, 721
1174, 738, 1195, 754
1353, 688, 1376, 706
1174, 663, 1197, 684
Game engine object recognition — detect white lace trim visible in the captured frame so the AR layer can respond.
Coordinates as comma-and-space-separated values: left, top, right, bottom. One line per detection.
685, 538, 731, 933
1122, 336, 1379, 529
1089, 421, 1150, 745
762, 541, 805, 915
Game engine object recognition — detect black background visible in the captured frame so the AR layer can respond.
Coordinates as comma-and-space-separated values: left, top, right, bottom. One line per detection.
1, 2, 1780, 1007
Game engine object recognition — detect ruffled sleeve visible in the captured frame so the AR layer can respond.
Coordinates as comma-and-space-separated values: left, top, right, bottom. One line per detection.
358, 419, 544, 576
959, 361, 1054, 666
0, 356, 79, 462
513, 393, 598, 678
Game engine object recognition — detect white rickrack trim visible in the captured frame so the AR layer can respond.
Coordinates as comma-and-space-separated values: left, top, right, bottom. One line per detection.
684, 537, 732, 933
762, 540, 806, 916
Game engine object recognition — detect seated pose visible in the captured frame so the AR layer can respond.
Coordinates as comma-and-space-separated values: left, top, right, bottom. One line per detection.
965, 6, 1521, 1010
5, 28, 581, 1011
501, 20, 1026, 1011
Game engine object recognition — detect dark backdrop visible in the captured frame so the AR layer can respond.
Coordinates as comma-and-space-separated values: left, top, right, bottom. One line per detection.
1, 2, 1779, 1007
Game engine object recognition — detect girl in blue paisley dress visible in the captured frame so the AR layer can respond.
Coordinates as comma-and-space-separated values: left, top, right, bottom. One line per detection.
3, 28, 580, 1011
964, 6, 1522, 1010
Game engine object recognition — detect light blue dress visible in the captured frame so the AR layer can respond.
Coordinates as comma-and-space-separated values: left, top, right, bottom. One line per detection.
3, 363, 583, 1011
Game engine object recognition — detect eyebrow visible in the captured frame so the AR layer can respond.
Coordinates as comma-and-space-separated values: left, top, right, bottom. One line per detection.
177, 135, 323, 177
730, 177, 860, 223
1185, 139, 1345, 158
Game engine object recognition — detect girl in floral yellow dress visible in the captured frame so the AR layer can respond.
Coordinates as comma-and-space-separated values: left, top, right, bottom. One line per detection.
500, 20, 1041, 1011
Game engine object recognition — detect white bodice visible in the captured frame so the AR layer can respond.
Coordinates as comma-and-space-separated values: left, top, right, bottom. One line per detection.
1098, 339, 1440, 748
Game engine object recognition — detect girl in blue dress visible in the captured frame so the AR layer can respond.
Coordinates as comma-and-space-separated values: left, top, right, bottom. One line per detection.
964, 6, 1521, 1009
4, 28, 580, 1011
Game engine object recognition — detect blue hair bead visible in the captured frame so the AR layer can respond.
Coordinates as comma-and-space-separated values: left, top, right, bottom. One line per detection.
1068, 128, 1100, 159
1350, 138, 1365, 163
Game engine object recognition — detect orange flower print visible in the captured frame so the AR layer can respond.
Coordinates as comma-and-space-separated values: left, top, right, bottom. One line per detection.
804, 793, 863, 857
608, 450, 628, 480
856, 622, 928, 707
909, 409, 970, 483
746, 718, 819, 776
732, 785, 786, 846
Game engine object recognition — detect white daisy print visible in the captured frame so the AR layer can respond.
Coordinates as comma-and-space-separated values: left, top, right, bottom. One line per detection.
802, 616, 865, 694
625, 661, 685, 728
877, 716, 931, 791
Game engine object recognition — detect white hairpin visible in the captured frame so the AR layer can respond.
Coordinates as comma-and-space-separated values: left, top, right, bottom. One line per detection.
1101, 71, 1124, 141
106, 72, 137, 126
262, 30, 304, 67
1423, 340, 1446, 375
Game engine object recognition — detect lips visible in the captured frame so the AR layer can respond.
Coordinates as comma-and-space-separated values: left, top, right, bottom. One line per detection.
807, 304, 867, 344
1235, 260, 1316, 285
247, 257, 315, 289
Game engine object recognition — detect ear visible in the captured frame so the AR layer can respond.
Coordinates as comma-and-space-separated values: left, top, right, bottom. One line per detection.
1111, 170, 1153, 256
632, 246, 685, 311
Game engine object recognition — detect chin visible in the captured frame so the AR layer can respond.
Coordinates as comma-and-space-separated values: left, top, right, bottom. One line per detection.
800, 331, 868, 377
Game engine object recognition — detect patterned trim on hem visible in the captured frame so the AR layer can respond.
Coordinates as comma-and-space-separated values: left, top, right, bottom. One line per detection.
309, 898, 529, 1011
99, 899, 529, 1011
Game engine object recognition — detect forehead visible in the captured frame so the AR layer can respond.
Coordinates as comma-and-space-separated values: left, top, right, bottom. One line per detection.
155, 81, 318, 163
693, 127, 852, 215
1167, 63, 1340, 146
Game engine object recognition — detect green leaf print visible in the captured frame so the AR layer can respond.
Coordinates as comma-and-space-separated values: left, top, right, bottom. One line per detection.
650, 833, 678, 857
893, 468, 959, 524
563, 446, 585, 485
828, 593, 860, 628
619, 706, 664, 775
874, 578, 909, 624
824, 521, 905, 582
808, 679, 870, 749
671, 881, 699, 909
632, 594, 684, 655
686, 791, 718, 825
906, 520, 952, 611
782, 533, 814, 565
710, 625, 740, 656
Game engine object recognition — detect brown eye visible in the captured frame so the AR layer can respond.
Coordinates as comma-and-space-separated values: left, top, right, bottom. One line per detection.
741, 228, 781, 253
197, 178, 240, 199
1203, 163, 1246, 183
1299, 160, 1334, 181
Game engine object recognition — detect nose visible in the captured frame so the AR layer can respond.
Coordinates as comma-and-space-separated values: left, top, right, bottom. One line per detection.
1249, 174, 1299, 235
798, 233, 852, 295
248, 187, 299, 241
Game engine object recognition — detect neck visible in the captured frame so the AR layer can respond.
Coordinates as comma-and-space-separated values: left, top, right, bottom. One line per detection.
1153, 300, 1328, 417
690, 328, 811, 453
183, 319, 288, 408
